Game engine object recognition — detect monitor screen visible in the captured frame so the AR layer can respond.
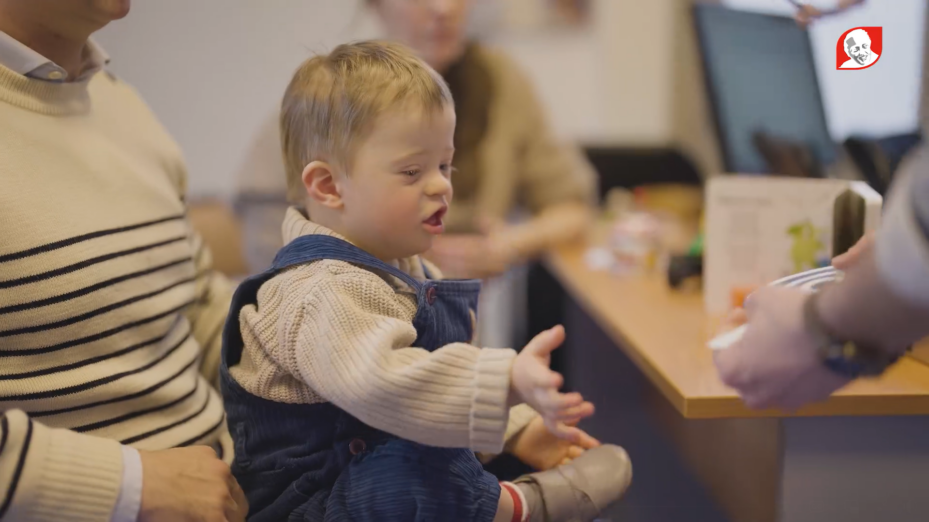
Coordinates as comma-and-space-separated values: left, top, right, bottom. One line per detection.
694, 6, 836, 174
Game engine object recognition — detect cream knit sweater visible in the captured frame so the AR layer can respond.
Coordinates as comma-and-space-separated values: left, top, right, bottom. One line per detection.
230, 208, 538, 453
0, 63, 232, 521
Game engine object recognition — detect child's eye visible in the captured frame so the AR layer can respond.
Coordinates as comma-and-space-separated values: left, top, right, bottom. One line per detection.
402, 169, 420, 177
440, 164, 454, 175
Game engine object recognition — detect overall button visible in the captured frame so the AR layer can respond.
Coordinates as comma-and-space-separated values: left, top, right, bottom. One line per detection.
426, 286, 437, 305
349, 438, 366, 455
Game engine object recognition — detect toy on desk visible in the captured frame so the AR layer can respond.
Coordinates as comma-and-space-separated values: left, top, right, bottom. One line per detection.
668, 232, 703, 288
707, 266, 842, 351
787, 220, 828, 273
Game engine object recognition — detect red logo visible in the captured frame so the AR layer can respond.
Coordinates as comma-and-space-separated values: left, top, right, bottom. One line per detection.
836, 27, 882, 70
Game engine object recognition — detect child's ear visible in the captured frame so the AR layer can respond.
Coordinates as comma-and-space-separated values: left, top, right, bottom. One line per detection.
302, 161, 343, 209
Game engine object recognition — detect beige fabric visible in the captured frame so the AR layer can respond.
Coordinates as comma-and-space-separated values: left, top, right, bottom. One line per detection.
0, 61, 232, 520
0, 410, 123, 522
445, 46, 597, 231
229, 208, 538, 453
235, 44, 597, 271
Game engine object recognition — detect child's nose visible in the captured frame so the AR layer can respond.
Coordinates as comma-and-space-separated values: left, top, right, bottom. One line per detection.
426, 170, 453, 197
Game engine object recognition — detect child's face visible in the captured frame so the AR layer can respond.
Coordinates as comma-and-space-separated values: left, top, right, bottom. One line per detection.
339, 104, 455, 261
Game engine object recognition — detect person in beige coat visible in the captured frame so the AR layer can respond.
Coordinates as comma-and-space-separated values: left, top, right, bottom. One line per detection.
235, 0, 597, 280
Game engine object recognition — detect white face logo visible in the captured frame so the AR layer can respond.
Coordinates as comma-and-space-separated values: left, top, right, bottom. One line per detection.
845, 35, 871, 65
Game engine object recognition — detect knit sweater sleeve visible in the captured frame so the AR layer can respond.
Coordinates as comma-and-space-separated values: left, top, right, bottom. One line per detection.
0, 410, 123, 522
284, 266, 516, 453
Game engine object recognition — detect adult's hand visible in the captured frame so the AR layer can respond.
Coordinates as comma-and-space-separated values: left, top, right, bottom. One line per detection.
793, 0, 867, 27
712, 234, 882, 409
713, 286, 851, 411
794, 4, 823, 27
139, 446, 248, 522
831, 232, 874, 271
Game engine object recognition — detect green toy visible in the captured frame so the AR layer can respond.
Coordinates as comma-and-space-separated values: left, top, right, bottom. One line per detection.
787, 220, 825, 273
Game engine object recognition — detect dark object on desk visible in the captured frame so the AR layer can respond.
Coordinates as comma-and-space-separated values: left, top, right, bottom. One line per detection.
843, 132, 921, 195
668, 234, 704, 290
668, 255, 703, 289
752, 130, 823, 178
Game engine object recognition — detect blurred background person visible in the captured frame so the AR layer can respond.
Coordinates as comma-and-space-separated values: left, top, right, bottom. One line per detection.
234, 0, 597, 347
236, 0, 595, 276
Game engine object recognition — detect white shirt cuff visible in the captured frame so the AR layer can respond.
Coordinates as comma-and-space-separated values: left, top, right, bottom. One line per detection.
110, 445, 143, 522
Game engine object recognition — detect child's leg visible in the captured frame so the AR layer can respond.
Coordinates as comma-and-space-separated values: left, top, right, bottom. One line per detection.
493, 486, 515, 522
328, 441, 504, 522
510, 444, 633, 522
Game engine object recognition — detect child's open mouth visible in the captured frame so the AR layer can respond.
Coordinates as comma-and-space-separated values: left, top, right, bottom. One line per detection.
423, 207, 447, 234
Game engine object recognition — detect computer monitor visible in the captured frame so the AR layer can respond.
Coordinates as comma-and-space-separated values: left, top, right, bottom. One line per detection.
694, 5, 836, 174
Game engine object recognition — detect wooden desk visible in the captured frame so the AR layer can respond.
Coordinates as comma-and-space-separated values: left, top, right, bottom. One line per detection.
544, 240, 929, 522
546, 241, 929, 419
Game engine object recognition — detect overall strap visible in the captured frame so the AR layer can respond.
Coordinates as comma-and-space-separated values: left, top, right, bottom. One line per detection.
272, 234, 423, 291
223, 235, 422, 370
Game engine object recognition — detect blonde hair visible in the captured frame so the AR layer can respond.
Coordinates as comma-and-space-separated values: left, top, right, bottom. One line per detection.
280, 40, 454, 204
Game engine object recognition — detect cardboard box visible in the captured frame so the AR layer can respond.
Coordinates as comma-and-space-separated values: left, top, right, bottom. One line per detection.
704, 177, 881, 315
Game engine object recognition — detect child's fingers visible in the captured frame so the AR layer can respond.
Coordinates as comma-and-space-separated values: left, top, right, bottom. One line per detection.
543, 419, 580, 443
555, 401, 595, 423
524, 326, 565, 356
538, 390, 583, 413
567, 446, 585, 460
573, 430, 601, 450
543, 420, 595, 447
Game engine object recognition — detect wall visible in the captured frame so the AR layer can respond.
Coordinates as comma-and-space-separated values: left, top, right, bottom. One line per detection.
95, 0, 923, 197
95, 0, 701, 198
95, 1, 379, 198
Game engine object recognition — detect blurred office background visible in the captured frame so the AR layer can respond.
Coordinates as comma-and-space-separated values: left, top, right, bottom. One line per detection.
89, 3, 929, 521
95, 0, 925, 199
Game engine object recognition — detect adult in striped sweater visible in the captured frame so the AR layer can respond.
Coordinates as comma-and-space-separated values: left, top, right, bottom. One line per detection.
0, 1, 246, 521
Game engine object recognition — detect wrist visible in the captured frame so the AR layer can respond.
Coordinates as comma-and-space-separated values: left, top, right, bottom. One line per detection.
808, 291, 902, 378
817, 260, 919, 357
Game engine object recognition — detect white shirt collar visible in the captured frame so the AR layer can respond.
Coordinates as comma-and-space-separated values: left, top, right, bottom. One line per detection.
0, 30, 110, 82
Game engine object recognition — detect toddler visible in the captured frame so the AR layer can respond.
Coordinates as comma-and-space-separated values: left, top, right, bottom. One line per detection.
221, 41, 631, 522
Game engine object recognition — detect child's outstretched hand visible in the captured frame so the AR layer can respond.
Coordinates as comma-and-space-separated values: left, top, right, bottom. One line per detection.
510, 326, 596, 444
509, 416, 600, 471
